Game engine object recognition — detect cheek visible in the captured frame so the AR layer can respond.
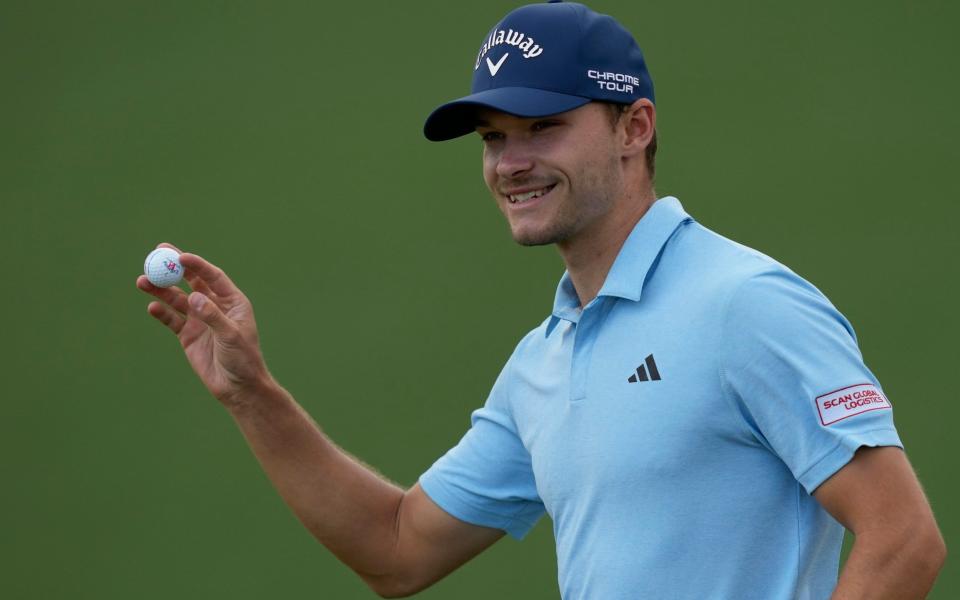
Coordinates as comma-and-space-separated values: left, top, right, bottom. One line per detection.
578, 142, 620, 185
482, 154, 499, 192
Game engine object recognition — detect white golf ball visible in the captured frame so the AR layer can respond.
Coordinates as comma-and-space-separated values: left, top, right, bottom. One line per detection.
144, 248, 184, 288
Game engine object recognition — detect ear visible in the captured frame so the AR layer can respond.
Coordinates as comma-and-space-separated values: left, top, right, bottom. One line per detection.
620, 98, 656, 159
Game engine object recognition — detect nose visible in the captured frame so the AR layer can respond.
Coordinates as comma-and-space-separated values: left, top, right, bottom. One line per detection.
495, 140, 535, 179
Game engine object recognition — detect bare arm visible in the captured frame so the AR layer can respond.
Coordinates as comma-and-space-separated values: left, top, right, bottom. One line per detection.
137, 245, 503, 597
813, 446, 946, 599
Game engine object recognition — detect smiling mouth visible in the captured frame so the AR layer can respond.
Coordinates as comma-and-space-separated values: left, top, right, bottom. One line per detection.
507, 184, 556, 204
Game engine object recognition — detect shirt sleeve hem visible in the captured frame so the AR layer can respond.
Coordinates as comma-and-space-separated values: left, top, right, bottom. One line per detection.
418, 472, 539, 540
796, 428, 904, 494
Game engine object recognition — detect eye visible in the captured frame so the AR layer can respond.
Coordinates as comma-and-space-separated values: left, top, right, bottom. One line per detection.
531, 120, 559, 132
479, 131, 504, 142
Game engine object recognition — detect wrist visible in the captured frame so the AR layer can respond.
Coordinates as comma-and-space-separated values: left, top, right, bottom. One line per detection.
220, 373, 287, 415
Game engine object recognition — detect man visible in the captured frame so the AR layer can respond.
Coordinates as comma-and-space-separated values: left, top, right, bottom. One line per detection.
136, 1, 945, 598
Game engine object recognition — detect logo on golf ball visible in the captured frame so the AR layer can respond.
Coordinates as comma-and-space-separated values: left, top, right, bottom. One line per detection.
144, 248, 183, 288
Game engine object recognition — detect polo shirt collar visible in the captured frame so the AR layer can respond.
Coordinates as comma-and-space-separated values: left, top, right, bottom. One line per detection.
547, 196, 693, 336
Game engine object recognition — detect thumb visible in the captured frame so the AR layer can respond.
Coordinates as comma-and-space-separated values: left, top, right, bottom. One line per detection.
189, 292, 231, 333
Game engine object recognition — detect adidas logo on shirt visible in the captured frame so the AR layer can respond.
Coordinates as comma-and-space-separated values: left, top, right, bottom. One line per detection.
627, 354, 661, 383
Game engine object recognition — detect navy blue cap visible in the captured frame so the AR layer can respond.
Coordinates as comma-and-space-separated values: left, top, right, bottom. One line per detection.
424, 1, 654, 141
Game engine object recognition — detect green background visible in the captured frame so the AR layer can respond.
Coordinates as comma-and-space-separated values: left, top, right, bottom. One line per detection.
2, 0, 956, 597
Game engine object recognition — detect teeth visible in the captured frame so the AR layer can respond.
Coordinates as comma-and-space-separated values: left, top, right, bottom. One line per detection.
508, 186, 551, 204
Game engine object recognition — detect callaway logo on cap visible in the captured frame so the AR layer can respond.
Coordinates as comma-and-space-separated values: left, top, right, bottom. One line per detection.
423, 0, 654, 141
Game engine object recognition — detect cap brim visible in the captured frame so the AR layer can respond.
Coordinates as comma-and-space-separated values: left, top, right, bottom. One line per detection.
423, 87, 592, 141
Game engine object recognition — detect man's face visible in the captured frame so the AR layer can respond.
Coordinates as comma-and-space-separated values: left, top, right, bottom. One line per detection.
477, 102, 624, 247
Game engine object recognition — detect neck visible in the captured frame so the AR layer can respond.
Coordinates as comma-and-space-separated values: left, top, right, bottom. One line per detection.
557, 189, 656, 308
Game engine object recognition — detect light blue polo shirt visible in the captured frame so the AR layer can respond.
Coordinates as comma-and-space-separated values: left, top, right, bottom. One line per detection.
419, 196, 902, 600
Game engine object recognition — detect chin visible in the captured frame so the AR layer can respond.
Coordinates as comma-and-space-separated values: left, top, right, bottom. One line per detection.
515, 236, 556, 247
510, 225, 571, 247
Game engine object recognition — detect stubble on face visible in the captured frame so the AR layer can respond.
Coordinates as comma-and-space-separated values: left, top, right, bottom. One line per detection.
510, 155, 621, 248
481, 104, 624, 248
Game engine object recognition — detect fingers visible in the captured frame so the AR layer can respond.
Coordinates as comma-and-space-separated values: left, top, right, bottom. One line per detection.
150, 243, 226, 299
137, 275, 190, 314
178, 253, 240, 298
141, 244, 236, 337
147, 301, 187, 334
184, 271, 215, 298
143, 244, 242, 324
188, 291, 236, 336
139, 275, 233, 338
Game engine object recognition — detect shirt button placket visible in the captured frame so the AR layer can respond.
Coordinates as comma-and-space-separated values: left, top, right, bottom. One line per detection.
569, 299, 607, 403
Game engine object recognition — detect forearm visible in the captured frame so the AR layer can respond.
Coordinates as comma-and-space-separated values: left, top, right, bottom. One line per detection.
831, 527, 946, 599
137, 252, 433, 593
226, 378, 405, 580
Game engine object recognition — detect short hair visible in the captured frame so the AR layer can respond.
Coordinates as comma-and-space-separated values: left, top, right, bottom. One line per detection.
602, 102, 657, 181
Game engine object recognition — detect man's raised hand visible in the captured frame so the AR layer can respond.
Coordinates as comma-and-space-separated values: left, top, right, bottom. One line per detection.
136, 243, 272, 408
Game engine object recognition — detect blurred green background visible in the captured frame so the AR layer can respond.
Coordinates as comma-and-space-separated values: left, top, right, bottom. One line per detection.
2, 0, 957, 597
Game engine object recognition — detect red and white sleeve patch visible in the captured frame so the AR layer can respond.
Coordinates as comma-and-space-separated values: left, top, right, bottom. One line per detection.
816, 383, 891, 426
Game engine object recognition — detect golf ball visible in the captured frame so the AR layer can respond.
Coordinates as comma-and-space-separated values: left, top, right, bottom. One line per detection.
144, 248, 183, 288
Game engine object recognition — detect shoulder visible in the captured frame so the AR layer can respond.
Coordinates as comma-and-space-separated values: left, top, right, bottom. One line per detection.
673, 221, 788, 283
691, 230, 863, 373
657, 220, 855, 338
509, 316, 556, 362
658, 220, 823, 307
485, 317, 553, 394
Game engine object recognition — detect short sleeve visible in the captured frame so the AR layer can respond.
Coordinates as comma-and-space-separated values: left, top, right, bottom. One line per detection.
419, 359, 545, 539
720, 269, 902, 494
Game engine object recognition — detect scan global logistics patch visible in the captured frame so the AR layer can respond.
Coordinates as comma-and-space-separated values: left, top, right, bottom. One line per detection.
816, 383, 892, 426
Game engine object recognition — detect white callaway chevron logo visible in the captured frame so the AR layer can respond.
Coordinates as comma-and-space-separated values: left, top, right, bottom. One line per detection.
486, 53, 509, 76
475, 28, 543, 70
